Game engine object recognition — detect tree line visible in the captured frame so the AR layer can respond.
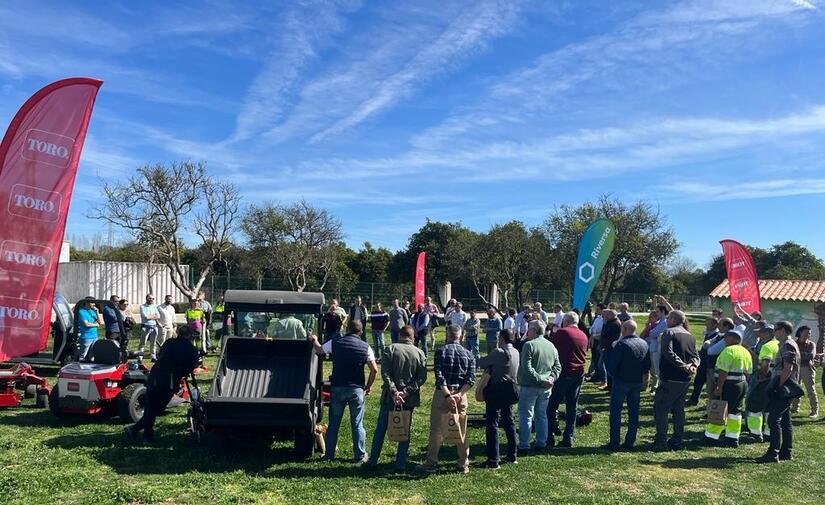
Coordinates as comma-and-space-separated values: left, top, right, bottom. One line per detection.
83, 161, 825, 304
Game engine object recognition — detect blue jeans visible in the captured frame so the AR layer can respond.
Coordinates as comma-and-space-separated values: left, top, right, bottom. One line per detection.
372, 330, 385, 357
589, 342, 603, 380
600, 348, 613, 387
325, 386, 367, 460
518, 385, 551, 449
78, 338, 95, 360
390, 329, 400, 344
414, 330, 428, 359
465, 335, 480, 361
609, 379, 643, 447
368, 402, 413, 469
547, 374, 584, 442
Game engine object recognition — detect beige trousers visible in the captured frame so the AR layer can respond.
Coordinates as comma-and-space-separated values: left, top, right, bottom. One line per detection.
425, 390, 469, 469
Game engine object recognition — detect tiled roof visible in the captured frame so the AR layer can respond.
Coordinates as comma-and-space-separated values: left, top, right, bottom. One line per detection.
709, 279, 825, 303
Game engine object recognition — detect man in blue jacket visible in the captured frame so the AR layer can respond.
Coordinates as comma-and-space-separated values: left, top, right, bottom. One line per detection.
604, 320, 650, 451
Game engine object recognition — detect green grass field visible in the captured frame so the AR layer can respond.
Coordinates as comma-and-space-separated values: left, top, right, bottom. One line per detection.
2, 315, 824, 505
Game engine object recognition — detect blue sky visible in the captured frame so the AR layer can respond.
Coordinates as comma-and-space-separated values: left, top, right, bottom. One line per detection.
1, 0, 824, 268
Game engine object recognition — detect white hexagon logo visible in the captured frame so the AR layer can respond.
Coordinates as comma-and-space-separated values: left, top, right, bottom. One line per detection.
578, 262, 595, 283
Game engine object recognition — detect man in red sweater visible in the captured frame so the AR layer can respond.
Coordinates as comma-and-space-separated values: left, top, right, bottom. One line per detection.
546, 311, 590, 447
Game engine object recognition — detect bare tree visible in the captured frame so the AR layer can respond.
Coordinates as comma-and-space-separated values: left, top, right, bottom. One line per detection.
242, 200, 343, 292
89, 161, 239, 299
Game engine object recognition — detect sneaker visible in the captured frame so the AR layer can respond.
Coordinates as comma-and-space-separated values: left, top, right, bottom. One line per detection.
457, 466, 470, 475
666, 439, 684, 451
703, 437, 719, 447
755, 452, 779, 464
517, 447, 531, 455
501, 456, 517, 465
474, 460, 500, 469
559, 438, 573, 448
722, 438, 739, 448
778, 451, 793, 461
620, 443, 635, 452
354, 454, 369, 464
809, 412, 819, 420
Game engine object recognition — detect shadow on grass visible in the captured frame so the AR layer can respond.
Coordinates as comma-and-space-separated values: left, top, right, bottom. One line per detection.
639, 455, 744, 469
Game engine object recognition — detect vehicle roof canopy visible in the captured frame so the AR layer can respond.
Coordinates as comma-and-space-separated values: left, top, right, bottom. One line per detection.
223, 290, 325, 313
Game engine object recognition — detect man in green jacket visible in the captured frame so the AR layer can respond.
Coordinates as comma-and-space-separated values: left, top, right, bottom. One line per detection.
365, 325, 427, 472
517, 319, 561, 452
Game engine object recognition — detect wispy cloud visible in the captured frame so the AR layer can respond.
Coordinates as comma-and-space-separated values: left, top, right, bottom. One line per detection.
664, 178, 825, 202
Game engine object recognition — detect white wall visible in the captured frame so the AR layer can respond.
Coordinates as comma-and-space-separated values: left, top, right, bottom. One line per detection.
56, 260, 190, 304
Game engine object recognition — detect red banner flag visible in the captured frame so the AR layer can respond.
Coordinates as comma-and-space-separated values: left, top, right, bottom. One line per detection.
414, 252, 426, 309
0, 78, 102, 361
720, 239, 762, 314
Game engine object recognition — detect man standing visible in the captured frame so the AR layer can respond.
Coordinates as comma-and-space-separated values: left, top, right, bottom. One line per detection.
653, 310, 699, 451
757, 321, 800, 463
484, 308, 503, 355
477, 329, 519, 468
547, 312, 589, 447
605, 320, 650, 451
102, 294, 121, 339
186, 298, 206, 352
196, 291, 214, 351
648, 299, 673, 394
77, 299, 101, 360
411, 304, 431, 358
598, 310, 621, 392
617, 303, 632, 323
158, 295, 177, 350
366, 326, 427, 472
448, 302, 468, 339
322, 302, 345, 342
791, 326, 818, 419
463, 310, 481, 361
310, 321, 378, 463
349, 297, 368, 340
552, 304, 564, 332
418, 324, 475, 475
704, 331, 752, 447
534, 302, 548, 323
124, 326, 199, 445
272, 313, 307, 340
517, 320, 560, 453
138, 294, 161, 360
688, 316, 720, 406
503, 308, 517, 334
370, 303, 389, 357
388, 299, 409, 344
587, 304, 605, 383
515, 304, 531, 339
744, 324, 778, 440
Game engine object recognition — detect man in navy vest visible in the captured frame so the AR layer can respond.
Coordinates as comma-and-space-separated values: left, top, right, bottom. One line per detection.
310, 320, 378, 463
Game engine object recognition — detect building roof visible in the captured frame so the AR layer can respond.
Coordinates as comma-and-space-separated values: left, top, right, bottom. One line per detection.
223, 290, 325, 307
709, 280, 825, 303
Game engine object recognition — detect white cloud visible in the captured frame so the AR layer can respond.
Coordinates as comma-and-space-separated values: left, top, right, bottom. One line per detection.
665, 178, 825, 201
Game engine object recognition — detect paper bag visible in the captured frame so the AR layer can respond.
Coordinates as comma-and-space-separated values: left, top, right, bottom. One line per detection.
706, 399, 728, 426
442, 410, 466, 445
388, 406, 411, 442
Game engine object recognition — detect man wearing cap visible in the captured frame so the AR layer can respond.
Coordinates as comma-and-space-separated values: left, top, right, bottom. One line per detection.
757, 321, 800, 463
744, 324, 778, 440
704, 331, 752, 446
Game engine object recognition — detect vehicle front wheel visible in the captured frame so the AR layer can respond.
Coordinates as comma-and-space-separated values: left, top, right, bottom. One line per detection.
117, 383, 147, 422
49, 386, 68, 418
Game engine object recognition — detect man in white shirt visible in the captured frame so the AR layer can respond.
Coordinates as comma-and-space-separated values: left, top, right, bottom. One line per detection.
515, 304, 531, 338
503, 308, 517, 333
157, 294, 177, 349
138, 294, 161, 360
448, 302, 468, 339
534, 302, 548, 323
552, 304, 564, 332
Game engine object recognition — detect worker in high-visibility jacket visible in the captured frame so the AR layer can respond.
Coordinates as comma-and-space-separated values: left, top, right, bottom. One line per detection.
705, 330, 752, 447
185, 298, 206, 352
746, 325, 778, 440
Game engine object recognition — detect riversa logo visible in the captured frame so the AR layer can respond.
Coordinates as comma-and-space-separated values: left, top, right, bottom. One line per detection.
590, 227, 612, 260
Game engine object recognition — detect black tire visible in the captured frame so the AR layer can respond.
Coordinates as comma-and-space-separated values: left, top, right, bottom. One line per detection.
35, 390, 49, 409
24, 384, 37, 399
117, 383, 147, 422
49, 386, 68, 418
294, 429, 314, 459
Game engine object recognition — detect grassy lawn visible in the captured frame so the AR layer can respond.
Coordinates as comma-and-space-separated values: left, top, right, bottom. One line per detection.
2, 315, 825, 505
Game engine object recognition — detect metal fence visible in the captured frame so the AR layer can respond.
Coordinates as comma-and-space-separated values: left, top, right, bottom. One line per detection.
199, 276, 714, 312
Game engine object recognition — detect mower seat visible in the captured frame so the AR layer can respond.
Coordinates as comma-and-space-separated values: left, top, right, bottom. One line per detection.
89, 339, 121, 366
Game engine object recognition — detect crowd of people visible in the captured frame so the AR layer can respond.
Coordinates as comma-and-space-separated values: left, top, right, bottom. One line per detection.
311, 294, 820, 472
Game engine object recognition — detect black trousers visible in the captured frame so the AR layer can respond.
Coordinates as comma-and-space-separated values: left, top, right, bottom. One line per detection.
132, 387, 174, 440
690, 362, 708, 402
485, 397, 516, 463
767, 393, 793, 455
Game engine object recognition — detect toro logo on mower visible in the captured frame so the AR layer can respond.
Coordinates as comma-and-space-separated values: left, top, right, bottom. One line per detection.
21, 129, 75, 168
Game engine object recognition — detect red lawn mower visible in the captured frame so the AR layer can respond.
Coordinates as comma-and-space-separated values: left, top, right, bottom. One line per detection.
0, 362, 50, 409
50, 339, 188, 422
